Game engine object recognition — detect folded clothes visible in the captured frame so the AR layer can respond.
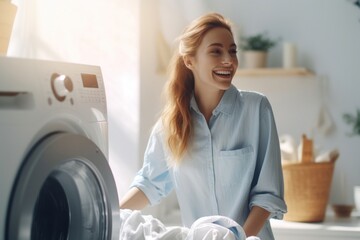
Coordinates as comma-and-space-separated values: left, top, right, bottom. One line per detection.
119, 209, 260, 240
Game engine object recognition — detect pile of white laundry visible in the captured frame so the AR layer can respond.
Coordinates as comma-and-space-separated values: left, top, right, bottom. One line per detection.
120, 209, 260, 240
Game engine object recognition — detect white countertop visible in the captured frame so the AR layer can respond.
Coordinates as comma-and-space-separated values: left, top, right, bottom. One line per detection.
271, 211, 360, 239
163, 208, 360, 239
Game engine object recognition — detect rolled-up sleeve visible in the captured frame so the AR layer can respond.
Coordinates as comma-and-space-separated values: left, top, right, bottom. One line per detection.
249, 96, 287, 219
130, 123, 174, 205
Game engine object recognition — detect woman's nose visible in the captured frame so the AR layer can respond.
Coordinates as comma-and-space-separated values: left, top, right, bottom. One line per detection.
222, 53, 234, 65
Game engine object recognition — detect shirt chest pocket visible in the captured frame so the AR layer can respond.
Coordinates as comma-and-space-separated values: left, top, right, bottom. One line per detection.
217, 146, 255, 188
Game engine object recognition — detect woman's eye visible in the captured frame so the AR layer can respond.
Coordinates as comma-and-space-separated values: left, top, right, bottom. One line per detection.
210, 49, 221, 55
230, 49, 238, 55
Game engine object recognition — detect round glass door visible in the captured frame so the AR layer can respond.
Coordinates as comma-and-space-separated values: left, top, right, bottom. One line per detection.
6, 133, 119, 240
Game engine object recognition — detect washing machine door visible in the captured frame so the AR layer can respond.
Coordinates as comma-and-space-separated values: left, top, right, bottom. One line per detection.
6, 133, 120, 240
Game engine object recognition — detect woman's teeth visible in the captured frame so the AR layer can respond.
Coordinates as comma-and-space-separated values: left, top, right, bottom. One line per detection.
214, 70, 231, 77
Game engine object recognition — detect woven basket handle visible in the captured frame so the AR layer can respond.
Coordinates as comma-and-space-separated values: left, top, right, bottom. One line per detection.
300, 134, 314, 163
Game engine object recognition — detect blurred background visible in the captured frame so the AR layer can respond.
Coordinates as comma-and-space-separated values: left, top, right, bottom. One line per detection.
5, 0, 360, 223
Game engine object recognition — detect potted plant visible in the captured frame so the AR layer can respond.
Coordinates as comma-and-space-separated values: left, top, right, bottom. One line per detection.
240, 32, 277, 69
343, 109, 360, 137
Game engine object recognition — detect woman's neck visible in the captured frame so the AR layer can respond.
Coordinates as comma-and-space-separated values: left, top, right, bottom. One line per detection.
194, 86, 225, 123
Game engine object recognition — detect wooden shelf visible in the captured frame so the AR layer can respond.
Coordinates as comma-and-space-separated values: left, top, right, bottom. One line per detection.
235, 68, 313, 77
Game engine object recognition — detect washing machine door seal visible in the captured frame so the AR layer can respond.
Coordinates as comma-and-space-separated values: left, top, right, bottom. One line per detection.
6, 133, 120, 240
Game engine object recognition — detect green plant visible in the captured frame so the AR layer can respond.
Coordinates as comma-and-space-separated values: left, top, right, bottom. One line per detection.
343, 109, 360, 136
240, 32, 277, 51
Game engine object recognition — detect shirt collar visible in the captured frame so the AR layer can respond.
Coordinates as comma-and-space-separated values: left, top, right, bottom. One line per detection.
190, 84, 238, 116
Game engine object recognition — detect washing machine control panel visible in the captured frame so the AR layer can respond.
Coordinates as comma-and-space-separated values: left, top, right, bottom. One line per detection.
47, 70, 105, 107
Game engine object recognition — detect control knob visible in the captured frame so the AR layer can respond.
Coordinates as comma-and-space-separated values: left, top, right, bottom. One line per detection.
51, 73, 73, 102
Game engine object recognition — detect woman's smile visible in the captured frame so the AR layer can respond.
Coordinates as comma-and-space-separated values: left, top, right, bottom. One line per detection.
213, 68, 235, 81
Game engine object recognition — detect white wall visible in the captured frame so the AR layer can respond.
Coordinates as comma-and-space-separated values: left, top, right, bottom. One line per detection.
8, 0, 141, 200
138, 0, 360, 218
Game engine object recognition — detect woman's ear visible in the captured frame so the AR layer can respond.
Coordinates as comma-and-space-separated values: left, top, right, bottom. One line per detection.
183, 55, 193, 70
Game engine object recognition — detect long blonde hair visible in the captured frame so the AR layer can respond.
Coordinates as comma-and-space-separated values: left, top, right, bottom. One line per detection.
161, 13, 234, 163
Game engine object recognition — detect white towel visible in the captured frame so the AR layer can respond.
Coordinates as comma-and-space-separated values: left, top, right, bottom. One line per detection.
186, 215, 246, 240
119, 209, 261, 240
120, 209, 188, 240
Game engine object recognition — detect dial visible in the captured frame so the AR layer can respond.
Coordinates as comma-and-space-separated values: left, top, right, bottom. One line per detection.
51, 73, 73, 102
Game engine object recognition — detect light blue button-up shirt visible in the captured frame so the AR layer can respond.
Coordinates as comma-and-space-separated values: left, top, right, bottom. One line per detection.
131, 84, 287, 240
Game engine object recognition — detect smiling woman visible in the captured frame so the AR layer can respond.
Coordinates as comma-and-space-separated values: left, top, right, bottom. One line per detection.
183, 26, 238, 121
121, 12, 287, 240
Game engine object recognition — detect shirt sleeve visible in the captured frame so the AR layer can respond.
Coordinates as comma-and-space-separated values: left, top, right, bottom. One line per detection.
130, 121, 174, 205
249, 96, 287, 219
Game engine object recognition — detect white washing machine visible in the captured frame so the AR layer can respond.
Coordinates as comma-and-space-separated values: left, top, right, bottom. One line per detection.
0, 57, 120, 240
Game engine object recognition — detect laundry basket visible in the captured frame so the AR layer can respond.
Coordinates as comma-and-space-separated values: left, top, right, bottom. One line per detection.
282, 160, 336, 222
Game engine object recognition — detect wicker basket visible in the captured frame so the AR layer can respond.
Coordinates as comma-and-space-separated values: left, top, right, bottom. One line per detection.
282, 161, 336, 222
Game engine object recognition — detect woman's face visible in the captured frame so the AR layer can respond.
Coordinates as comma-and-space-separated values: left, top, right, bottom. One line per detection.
186, 27, 238, 93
